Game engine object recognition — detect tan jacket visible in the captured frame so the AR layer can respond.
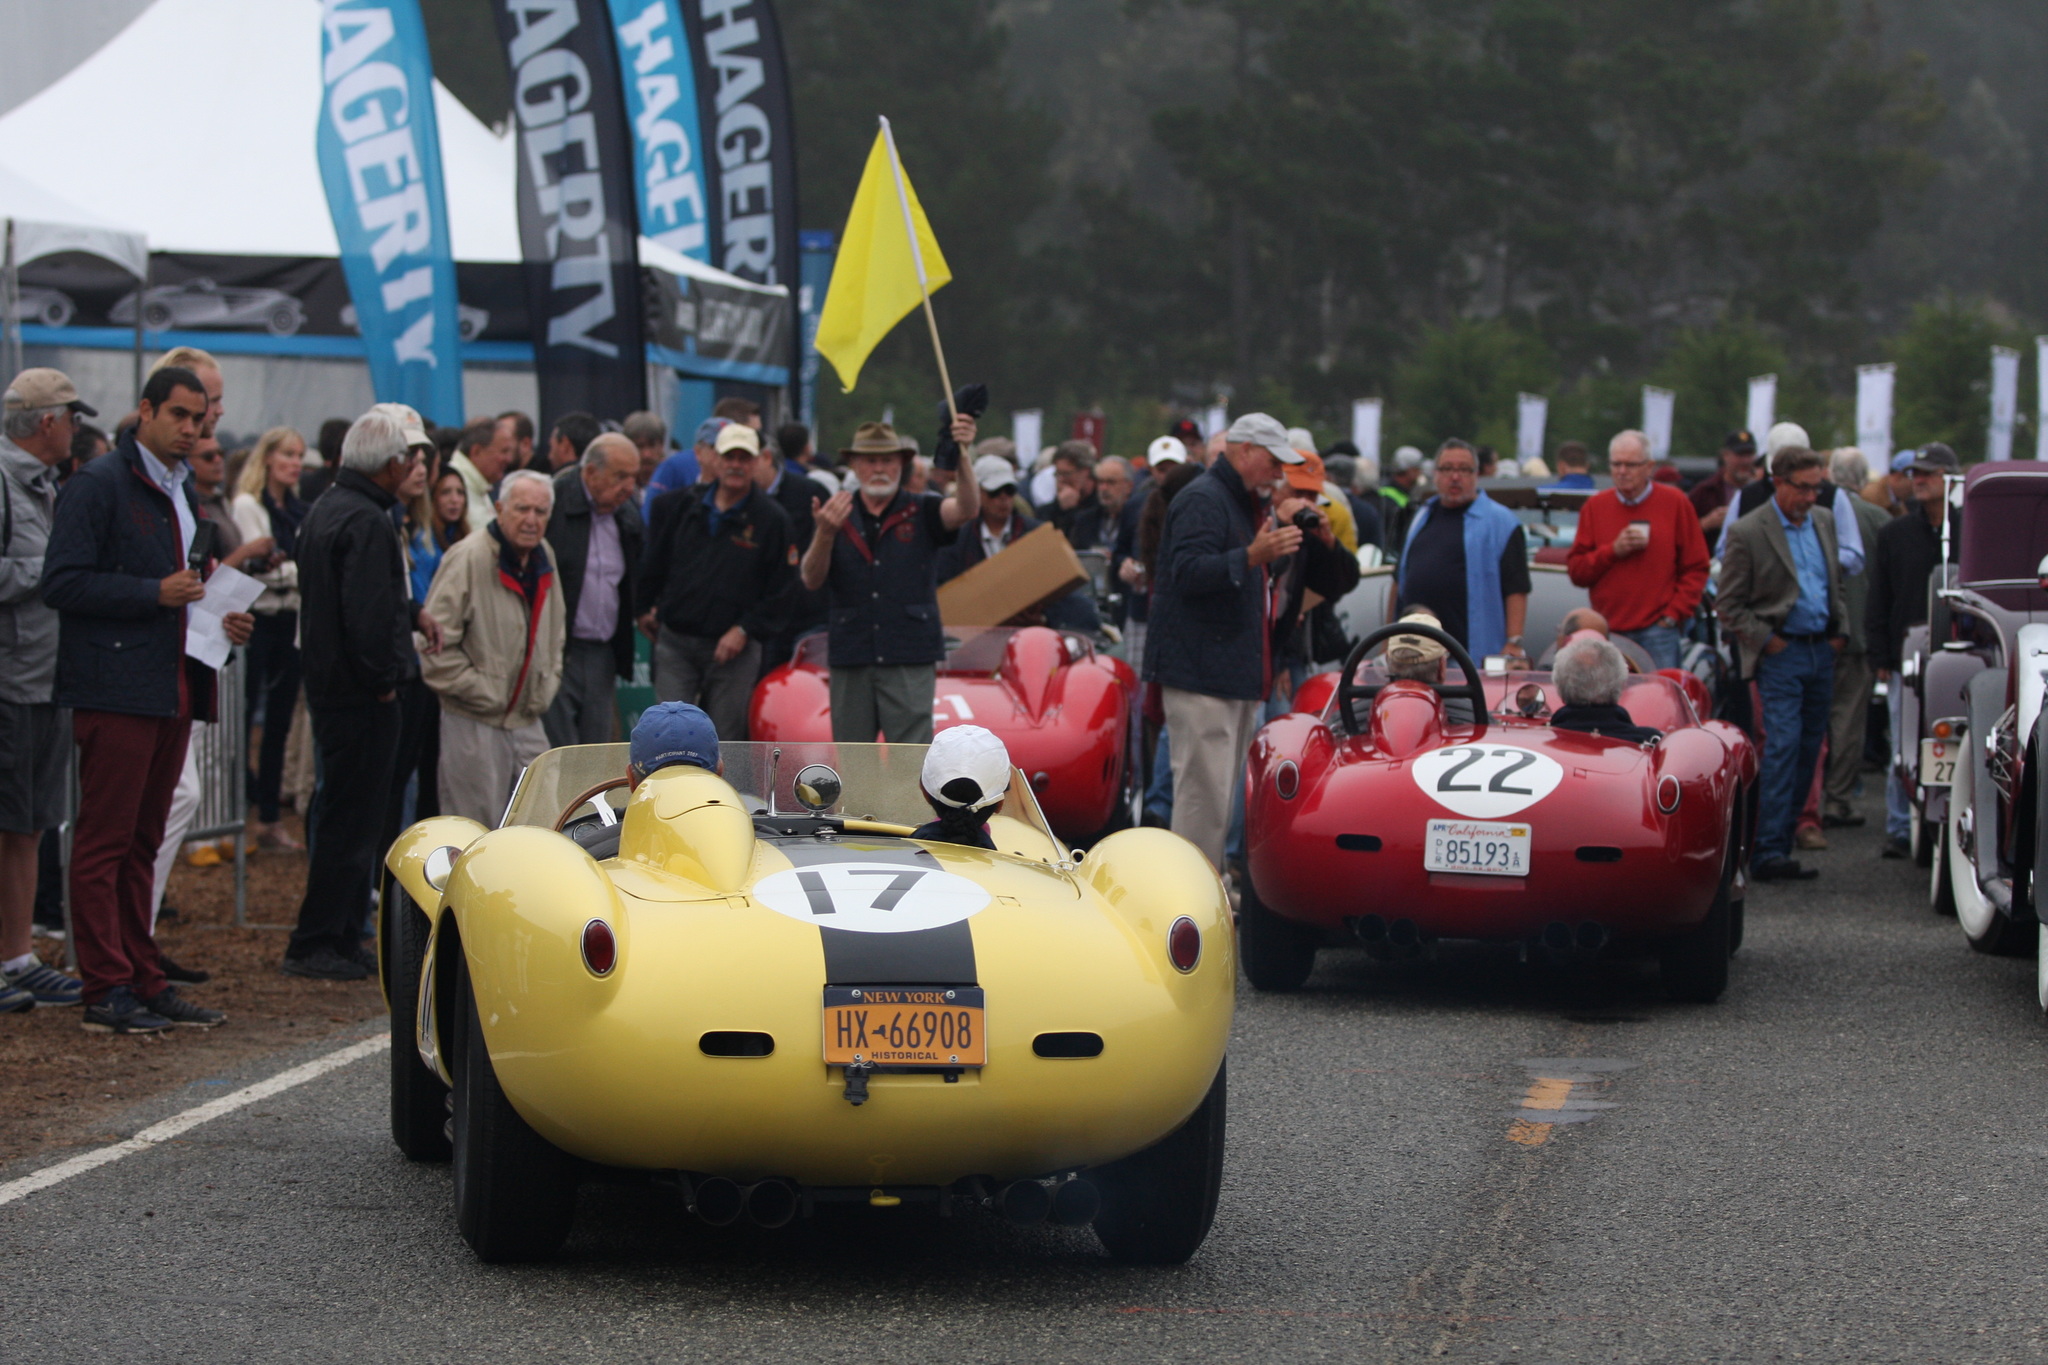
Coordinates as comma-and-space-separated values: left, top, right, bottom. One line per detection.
1715, 499, 1847, 679
421, 527, 564, 728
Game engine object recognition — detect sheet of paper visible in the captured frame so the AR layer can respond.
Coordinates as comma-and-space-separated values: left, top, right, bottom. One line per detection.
184, 563, 264, 670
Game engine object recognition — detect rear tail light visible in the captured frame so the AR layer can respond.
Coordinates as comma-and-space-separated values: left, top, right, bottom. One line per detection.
1274, 759, 1299, 800
1168, 916, 1201, 972
581, 919, 617, 975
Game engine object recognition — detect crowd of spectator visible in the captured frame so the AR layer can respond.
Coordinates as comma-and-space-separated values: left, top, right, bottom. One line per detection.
0, 349, 1974, 1027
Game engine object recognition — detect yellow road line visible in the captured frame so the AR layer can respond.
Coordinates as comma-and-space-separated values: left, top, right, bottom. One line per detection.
1506, 1076, 1574, 1146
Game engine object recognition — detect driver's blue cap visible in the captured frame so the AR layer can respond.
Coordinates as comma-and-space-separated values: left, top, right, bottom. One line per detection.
630, 703, 719, 777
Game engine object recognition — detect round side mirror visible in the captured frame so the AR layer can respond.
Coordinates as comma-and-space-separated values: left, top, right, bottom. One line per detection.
423, 844, 460, 893
1515, 682, 1548, 718
792, 764, 842, 812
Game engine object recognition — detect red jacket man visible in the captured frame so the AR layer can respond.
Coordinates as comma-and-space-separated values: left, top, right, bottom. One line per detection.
1566, 430, 1710, 671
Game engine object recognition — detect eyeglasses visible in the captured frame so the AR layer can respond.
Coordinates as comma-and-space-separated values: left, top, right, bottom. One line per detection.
1437, 465, 1477, 478
1609, 458, 1650, 470
1784, 477, 1825, 496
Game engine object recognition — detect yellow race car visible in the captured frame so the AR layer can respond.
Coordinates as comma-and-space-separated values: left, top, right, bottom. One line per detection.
380, 740, 1233, 1264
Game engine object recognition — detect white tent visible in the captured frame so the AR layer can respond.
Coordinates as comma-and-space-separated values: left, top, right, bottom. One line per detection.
0, 162, 147, 394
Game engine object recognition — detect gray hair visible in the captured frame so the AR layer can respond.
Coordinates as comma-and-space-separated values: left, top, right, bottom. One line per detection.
1554, 637, 1628, 708
2, 400, 62, 442
1094, 455, 1132, 482
497, 468, 555, 508
340, 409, 408, 472
581, 430, 636, 471
1609, 429, 1650, 461
1829, 446, 1868, 490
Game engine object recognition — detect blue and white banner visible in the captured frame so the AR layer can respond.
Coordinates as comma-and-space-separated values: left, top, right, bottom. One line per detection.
316, 0, 464, 424
605, 0, 712, 263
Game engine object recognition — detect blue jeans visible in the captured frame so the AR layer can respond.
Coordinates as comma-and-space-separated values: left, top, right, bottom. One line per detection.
1145, 729, 1173, 822
1885, 681, 1912, 840
1755, 640, 1834, 862
1621, 623, 1682, 671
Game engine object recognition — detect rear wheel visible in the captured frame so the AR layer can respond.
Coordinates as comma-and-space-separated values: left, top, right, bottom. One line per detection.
1660, 868, 1732, 1003
384, 884, 449, 1161
452, 964, 576, 1261
1091, 1060, 1226, 1265
1930, 805, 1957, 916
1912, 810, 1938, 868
1952, 791, 2030, 956
1237, 875, 1316, 992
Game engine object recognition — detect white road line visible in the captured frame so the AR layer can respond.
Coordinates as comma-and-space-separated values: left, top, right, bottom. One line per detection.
0, 1032, 390, 1207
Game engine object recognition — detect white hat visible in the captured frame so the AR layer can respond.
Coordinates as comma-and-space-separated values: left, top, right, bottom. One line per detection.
1764, 422, 1810, 459
1147, 434, 1187, 467
714, 422, 762, 455
1285, 425, 1316, 452
1224, 412, 1306, 465
368, 401, 431, 451
923, 725, 1011, 811
973, 453, 1018, 492
1392, 445, 1425, 471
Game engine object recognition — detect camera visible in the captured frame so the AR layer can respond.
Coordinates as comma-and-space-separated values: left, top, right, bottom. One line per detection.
1290, 507, 1320, 531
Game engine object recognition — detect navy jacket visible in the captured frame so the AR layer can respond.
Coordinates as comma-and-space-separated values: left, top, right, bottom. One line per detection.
824, 490, 951, 668
1144, 458, 1271, 700
297, 468, 419, 708
41, 436, 218, 719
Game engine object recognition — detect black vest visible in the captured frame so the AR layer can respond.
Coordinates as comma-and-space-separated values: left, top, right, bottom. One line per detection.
825, 491, 947, 667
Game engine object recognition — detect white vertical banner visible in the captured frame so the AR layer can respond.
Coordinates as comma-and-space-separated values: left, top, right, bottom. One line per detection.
1989, 345, 2021, 462
1011, 409, 1042, 467
1746, 374, 1776, 440
1641, 385, 1675, 462
1856, 363, 1896, 470
2037, 336, 2048, 459
1350, 398, 1382, 469
1516, 393, 1548, 466
1202, 404, 1229, 439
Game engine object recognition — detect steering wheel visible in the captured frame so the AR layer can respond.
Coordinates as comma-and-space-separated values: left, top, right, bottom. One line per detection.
555, 777, 630, 833
1333, 620, 1489, 738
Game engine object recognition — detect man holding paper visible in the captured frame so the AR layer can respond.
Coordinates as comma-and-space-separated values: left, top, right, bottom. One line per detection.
40, 366, 252, 1034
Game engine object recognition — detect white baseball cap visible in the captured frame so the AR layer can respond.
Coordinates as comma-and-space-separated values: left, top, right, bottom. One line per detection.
973, 453, 1019, 493
1764, 422, 1810, 459
922, 725, 1012, 811
1147, 435, 1187, 467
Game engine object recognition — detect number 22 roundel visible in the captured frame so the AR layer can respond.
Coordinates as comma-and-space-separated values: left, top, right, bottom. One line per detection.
1410, 744, 1563, 819
753, 862, 993, 934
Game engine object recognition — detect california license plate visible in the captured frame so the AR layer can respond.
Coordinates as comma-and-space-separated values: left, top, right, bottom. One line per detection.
822, 987, 985, 1068
1425, 819, 1532, 877
1920, 739, 1958, 788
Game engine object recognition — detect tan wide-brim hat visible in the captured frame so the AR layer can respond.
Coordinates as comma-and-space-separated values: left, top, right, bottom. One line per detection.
839, 420, 915, 459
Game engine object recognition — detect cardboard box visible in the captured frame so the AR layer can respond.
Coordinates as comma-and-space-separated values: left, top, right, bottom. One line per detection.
938, 522, 1089, 627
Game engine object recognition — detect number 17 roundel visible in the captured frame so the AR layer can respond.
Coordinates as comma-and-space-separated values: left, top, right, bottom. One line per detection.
753, 862, 993, 934
1410, 745, 1564, 819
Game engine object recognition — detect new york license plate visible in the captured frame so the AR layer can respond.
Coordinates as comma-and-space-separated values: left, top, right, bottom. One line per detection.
1424, 819, 1532, 877
822, 987, 985, 1068
1919, 738, 1958, 787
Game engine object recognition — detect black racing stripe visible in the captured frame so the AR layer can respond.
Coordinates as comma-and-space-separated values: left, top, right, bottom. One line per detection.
775, 838, 979, 985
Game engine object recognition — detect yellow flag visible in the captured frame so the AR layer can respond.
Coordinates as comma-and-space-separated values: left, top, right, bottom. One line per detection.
814, 121, 951, 393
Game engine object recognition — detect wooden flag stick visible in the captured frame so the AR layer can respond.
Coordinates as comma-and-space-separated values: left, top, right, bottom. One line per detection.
879, 116, 957, 423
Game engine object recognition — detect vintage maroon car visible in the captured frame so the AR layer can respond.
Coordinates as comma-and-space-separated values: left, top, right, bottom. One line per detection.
748, 626, 1139, 841
1240, 622, 1757, 1001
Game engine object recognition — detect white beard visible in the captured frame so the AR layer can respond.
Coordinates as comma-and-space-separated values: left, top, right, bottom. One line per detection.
861, 472, 902, 500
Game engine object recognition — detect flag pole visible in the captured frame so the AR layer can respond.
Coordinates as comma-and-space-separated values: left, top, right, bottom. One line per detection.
878, 116, 958, 423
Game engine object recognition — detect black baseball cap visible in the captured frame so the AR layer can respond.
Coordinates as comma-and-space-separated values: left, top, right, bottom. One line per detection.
1168, 418, 1202, 443
1722, 430, 1756, 456
1909, 443, 1960, 474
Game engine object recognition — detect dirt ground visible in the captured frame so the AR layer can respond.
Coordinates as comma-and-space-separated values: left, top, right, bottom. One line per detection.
0, 813, 389, 1170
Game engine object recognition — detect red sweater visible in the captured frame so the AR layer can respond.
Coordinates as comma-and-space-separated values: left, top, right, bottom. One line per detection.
1566, 484, 1711, 632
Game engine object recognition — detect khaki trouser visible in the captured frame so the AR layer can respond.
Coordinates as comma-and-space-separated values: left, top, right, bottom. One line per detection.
829, 663, 936, 745
1824, 648, 1873, 818
437, 710, 549, 828
1163, 686, 1261, 872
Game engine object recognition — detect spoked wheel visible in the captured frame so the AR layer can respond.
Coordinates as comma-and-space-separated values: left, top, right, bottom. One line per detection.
1660, 855, 1733, 1003
383, 883, 449, 1161
452, 962, 576, 1261
1091, 1060, 1226, 1265
1951, 791, 2030, 956
1237, 874, 1317, 993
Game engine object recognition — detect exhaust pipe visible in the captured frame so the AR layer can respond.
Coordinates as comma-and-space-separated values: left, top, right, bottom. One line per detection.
1386, 918, 1425, 959
1540, 922, 1574, 953
1353, 915, 1392, 960
1050, 1178, 1100, 1227
693, 1176, 745, 1226
1575, 922, 1609, 953
745, 1179, 800, 1229
996, 1179, 1050, 1225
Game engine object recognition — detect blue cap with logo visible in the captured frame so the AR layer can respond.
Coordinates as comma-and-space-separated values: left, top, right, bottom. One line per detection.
692, 416, 730, 449
630, 702, 720, 777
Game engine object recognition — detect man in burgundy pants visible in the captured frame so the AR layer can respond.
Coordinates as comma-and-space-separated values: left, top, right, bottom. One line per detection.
40, 366, 252, 1033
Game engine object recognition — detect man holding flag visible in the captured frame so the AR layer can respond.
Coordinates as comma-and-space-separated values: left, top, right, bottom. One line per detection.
805, 115, 993, 743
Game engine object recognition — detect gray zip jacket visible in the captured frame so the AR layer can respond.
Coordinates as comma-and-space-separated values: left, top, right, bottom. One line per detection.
0, 436, 61, 703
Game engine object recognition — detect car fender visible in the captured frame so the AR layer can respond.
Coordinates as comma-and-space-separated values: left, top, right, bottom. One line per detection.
384, 814, 489, 917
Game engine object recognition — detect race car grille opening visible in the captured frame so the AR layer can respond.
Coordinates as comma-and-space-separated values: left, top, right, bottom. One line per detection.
700, 1031, 775, 1057
1033, 1032, 1105, 1058
1575, 846, 1624, 863
1336, 834, 1382, 852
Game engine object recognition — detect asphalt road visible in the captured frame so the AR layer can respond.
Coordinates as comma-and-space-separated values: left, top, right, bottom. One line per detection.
7, 797, 2047, 1363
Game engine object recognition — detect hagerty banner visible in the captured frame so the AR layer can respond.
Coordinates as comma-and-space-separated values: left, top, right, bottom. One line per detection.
605, 0, 713, 265
315, 0, 466, 424
493, 0, 647, 427
678, 0, 799, 302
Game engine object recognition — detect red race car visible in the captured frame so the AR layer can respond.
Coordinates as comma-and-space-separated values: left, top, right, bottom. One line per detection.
749, 626, 1140, 841
1240, 621, 1758, 1001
